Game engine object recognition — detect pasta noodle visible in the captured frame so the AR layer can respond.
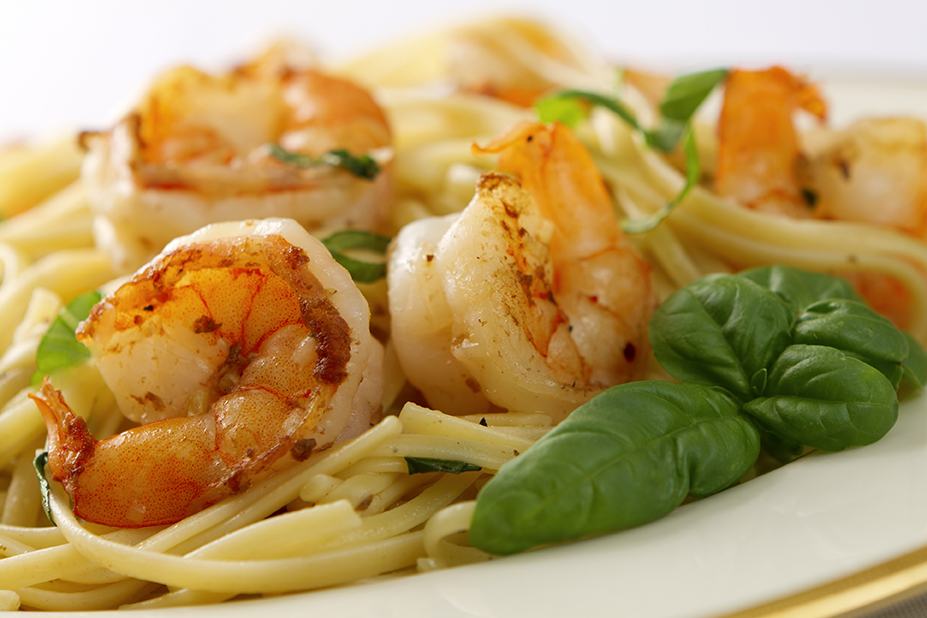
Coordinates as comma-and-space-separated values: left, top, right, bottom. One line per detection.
0, 14, 924, 612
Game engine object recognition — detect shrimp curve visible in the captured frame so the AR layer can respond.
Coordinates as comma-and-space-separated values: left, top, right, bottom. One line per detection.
388, 122, 656, 421
31, 218, 383, 527
81, 42, 394, 273
714, 66, 827, 217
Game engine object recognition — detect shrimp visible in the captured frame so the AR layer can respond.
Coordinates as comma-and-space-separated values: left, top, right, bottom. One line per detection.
800, 116, 927, 234
31, 218, 383, 527
714, 66, 827, 218
388, 122, 656, 421
80, 42, 393, 273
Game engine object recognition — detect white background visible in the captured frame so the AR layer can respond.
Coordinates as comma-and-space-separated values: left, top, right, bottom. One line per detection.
1, 0, 926, 142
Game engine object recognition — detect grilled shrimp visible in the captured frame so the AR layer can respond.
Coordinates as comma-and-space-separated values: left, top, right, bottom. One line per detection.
31, 218, 383, 527
388, 122, 656, 421
714, 66, 827, 218
81, 43, 393, 272
800, 116, 927, 234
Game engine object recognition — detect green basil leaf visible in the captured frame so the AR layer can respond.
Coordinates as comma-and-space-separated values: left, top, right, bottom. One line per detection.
659, 68, 730, 124
645, 120, 686, 153
405, 457, 482, 475
792, 299, 908, 388
321, 230, 391, 284
269, 144, 381, 180
742, 344, 899, 451
639, 68, 728, 154
33, 291, 103, 383
622, 125, 701, 234
540, 90, 646, 134
759, 427, 805, 464
649, 274, 793, 401
901, 331, 927, 390
469, 382, 759, 555
33, 450, 55, 526
738, 265, 863, 312
535, 96, 589, 127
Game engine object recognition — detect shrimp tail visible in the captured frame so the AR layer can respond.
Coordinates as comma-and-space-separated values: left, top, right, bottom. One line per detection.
29, 378, 97, 499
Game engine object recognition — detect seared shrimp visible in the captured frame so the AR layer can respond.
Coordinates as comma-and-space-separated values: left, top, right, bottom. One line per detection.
31, 218, 383, 527
800, 117, 927, 234
388, 122, 656, 421
714, 66, 827, 217
81, 43, 393, 272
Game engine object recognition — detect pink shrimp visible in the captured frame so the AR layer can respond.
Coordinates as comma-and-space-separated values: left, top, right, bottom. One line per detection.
388, 122, 656, 420
31, 219, 383, 527
81, 43, 394, 272
714, 66, 827, 218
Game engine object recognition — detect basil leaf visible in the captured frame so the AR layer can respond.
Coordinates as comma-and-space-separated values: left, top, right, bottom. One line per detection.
535, 96, 588, 127
659, 68, 730, 125
321, 230, 391, 284
738, 265, 862, 312
792, 299, 908, 388
759, 427, 805, 464
405, 457, 482, 475
540, 90, 646, 135
33, 450, 55, 526
33, 291, 102, 383
469, 382, 760, 555
901, 332, 927, 389
643, 68, 728, 153
649, 274, 793, 401
622, 125, 701, 234
269, 144, 381, 180
742, 344, 899, 451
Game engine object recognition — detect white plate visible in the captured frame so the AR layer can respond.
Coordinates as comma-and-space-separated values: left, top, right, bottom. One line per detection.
34, 77, 927, 618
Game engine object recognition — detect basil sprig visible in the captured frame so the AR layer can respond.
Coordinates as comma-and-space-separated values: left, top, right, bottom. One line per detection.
536, 68, 728, 234
33, 291, 102, 384
321, 230, 391, 284
470, 266, 925, 555
269, 144, 381, 180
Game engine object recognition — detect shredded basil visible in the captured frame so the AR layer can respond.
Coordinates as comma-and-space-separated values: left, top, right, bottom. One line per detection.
33, 291, 103, 385
623, 125, 701, 234
321, 230, 391, 284
535, 68, 728, 234
405, 457, 482, 475
33, 451, 55, 526
269, 144, 380, 180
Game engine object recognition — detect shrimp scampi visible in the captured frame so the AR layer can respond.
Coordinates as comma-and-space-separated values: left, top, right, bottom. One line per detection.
81, 43, 394, 273
388, 122, 656, 421
31, 218, 384, 527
